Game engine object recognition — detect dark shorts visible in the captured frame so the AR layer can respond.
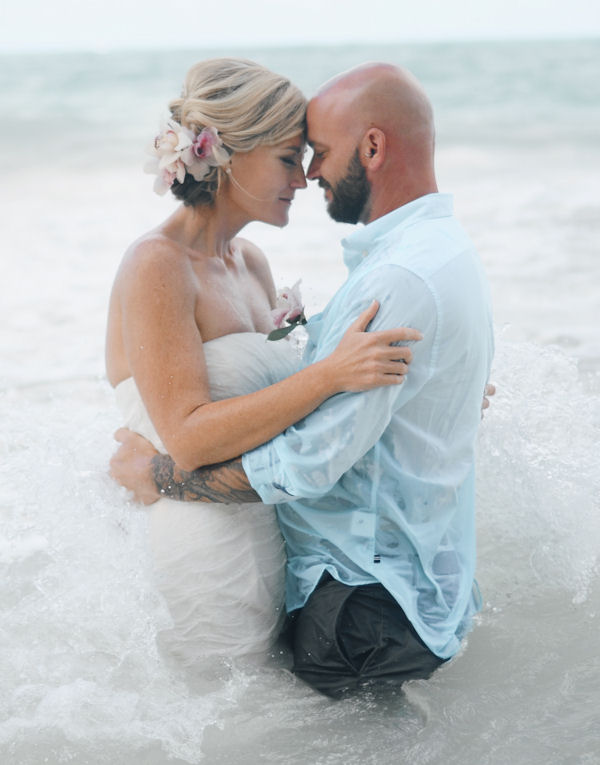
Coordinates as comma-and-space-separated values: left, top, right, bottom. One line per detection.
288, 574, 445, 698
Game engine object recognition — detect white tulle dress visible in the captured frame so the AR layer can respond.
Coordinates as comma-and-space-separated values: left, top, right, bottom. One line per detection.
115, 333, 300, 662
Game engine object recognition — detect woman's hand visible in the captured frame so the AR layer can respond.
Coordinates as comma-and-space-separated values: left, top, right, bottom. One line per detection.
326, 300, 423, 393
481, 382, 496, 417
110, 428, 161, 505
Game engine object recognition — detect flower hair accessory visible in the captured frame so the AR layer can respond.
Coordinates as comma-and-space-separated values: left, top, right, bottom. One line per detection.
144, 119, 230, 196
267, 280, 307, 341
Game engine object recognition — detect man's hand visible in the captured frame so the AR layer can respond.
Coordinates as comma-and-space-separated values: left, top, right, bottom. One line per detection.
481, 383, 496, 418
110, 428, 161, 505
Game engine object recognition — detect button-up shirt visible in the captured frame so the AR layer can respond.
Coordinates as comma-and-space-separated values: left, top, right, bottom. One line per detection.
242, 193, 494, 658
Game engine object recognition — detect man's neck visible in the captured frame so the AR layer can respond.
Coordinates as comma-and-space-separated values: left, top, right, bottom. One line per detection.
364, 181, 439, 224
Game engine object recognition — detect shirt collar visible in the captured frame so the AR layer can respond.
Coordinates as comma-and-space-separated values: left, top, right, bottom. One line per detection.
342, 193, 454, 273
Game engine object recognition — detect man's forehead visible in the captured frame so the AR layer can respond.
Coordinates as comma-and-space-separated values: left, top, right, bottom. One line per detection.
306, 127, 326, 148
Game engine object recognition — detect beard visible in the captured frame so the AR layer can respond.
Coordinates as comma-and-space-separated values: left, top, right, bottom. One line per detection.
322, 149, 371, 224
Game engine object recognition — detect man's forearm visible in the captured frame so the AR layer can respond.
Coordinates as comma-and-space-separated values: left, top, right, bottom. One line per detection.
151, 454, 261, 504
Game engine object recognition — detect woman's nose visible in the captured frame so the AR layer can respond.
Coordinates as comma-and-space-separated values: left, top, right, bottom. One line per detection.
292, 165, 307, 189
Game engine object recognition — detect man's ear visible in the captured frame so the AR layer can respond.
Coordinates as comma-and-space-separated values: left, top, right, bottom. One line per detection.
360, 128, 386, 170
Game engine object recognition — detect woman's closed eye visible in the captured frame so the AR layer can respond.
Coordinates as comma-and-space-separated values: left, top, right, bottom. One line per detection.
281, 156, 301, 167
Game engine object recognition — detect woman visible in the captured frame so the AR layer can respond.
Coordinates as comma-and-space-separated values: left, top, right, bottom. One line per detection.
105, 59, 418, 663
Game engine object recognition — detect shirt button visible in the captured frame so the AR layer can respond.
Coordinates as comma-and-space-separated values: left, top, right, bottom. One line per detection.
362, 249, 368, 257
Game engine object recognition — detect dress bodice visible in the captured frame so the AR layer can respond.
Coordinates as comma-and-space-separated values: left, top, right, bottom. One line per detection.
115, 332, 300, 453
113, 332, 300, 662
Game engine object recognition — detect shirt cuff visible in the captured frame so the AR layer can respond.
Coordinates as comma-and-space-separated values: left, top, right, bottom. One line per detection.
242, 443, 293, 505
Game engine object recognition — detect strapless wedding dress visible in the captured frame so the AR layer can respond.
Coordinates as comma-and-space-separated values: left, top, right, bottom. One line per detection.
115, 333, 299, 662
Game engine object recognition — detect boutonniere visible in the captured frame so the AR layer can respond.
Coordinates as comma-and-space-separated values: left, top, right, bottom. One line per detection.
267, 280, 307, 341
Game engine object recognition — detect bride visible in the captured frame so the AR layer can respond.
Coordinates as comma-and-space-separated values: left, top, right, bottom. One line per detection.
105, 59, 419, 663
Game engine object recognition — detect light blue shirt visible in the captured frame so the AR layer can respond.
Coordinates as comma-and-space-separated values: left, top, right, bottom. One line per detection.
242, 193, 494, 658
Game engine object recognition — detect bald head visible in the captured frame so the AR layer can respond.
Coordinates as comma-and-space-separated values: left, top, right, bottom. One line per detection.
313, 63, 434, 145
306, 63, 438, 221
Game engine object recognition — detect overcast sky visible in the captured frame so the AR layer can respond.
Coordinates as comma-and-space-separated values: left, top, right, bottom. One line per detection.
2, 0, 599, 52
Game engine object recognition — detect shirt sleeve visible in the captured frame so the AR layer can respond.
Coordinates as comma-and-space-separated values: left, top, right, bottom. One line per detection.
242, 264, 439, 503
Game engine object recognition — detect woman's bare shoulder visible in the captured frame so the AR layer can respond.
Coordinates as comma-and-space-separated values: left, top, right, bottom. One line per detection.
117, 231, 192, 288
123, 230, 186, 267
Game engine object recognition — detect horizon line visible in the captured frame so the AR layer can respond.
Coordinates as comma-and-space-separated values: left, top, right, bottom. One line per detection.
1, 33, 599, 56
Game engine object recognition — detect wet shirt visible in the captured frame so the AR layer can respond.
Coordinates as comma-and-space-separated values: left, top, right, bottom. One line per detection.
242, 193, 494, 658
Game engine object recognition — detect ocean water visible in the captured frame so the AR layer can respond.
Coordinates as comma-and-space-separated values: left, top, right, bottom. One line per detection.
1, 40, 599, 764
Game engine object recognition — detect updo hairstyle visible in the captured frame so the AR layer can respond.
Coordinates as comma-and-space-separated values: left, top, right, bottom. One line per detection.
168, 58, 307, 206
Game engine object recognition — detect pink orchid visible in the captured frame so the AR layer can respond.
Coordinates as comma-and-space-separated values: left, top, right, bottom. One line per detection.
271, 280, 304, 328
144, 120, 228, 194
271, 307, 291, 328
268, 280, 307, 340
191, 126, 220, 159
153, 167, 178, 196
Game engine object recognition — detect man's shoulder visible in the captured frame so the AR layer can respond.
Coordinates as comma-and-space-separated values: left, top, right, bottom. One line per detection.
377, 213, 478, 281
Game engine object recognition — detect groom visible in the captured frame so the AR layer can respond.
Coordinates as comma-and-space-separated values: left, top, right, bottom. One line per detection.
111, 63, 494, 697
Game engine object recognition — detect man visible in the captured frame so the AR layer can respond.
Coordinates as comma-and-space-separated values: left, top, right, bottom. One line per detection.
111, 63, 494, 697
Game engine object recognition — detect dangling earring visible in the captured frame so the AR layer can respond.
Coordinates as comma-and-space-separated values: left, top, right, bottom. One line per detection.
225, 166, 271, 202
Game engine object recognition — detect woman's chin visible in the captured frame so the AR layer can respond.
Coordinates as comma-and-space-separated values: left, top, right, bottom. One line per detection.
262, 212, 290, 229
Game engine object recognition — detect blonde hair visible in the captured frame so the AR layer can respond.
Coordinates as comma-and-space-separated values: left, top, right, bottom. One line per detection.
167, 58, 307, 206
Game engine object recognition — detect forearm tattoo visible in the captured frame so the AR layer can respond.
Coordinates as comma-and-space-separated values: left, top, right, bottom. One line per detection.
151, 454, 261, 504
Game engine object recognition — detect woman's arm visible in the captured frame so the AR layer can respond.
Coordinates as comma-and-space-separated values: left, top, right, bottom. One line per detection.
117, 242, 420, 472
